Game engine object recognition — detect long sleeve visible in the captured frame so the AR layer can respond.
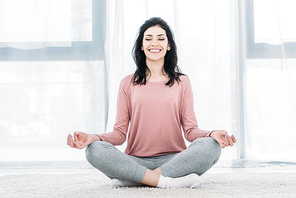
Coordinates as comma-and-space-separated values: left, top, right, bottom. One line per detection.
181, 77, 211, 142
97, 74, 211, 157
98, 76, 131, 145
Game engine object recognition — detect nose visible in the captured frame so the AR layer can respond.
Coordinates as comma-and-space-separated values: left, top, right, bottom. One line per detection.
151, 39, 158, 46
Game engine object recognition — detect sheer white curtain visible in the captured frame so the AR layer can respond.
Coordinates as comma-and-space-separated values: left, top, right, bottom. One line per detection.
244, 0, 296, 162
245, 60, 296, 162
0, 0, 105, 162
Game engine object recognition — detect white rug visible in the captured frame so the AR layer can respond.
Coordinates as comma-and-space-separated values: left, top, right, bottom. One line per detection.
1, 171, 296, 198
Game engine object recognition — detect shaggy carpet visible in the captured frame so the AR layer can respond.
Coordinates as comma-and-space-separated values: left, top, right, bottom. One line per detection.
1, 170, 295, 198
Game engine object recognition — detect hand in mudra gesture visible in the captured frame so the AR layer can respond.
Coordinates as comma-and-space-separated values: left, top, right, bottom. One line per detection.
210, 130, 236, 149
67, 131, 101, 149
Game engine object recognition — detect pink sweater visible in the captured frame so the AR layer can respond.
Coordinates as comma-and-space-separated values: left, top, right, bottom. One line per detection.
98, 74, 211, 157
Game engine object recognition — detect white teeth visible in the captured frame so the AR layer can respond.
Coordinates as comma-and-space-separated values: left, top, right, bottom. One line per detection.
150, 49, 160, 52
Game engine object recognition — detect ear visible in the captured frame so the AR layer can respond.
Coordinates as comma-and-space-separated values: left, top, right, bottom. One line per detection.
167, 44, 171, 51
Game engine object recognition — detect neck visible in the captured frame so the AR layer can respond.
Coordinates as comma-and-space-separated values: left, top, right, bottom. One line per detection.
145, 59, 169, 82
146, 59, 166, 77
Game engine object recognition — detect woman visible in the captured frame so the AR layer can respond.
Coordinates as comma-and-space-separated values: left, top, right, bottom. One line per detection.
67, 17, 236, 189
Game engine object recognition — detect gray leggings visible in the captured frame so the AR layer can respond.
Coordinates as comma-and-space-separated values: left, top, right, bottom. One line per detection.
85, 137, 221, 183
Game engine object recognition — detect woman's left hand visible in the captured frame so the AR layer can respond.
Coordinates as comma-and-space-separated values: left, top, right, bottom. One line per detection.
210, 130, 236, 148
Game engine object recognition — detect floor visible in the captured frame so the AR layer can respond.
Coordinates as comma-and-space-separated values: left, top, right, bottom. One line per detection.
1, 163, 295, 177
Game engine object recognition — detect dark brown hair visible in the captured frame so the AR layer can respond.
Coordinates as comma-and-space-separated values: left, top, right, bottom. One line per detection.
132, 17, 183, 87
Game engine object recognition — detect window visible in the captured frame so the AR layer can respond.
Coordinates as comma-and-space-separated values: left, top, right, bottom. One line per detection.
0, 0, 107, 162
245, 0, 296, 59
0, 0, 105, 61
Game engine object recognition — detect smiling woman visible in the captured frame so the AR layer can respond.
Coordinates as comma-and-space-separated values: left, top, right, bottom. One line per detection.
142, 27, 170, 62
132, 18, 180, 86
142, 27, 171, 82
68, 17, 236, 189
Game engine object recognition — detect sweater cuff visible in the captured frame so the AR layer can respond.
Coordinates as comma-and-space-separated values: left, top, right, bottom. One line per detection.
94, 134, 103, 141
207, 130, 217, 137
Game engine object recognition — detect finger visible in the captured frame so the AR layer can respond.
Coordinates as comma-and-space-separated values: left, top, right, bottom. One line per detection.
217, 139, 226, 149
227, 135, 234, 146
231, 135, 237, 143
67, 135, 76, 148
224, 132, 229, 146
73, 134, 83, 149
73, 134, 78, 145
220, 143, 226, 149
218, 130, 228, 148
223, 131, 228, 139
67, 134, 73, 146
67, 134, 71, 146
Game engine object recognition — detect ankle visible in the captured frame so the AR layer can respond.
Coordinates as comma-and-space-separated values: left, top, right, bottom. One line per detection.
153, 167, 162, 175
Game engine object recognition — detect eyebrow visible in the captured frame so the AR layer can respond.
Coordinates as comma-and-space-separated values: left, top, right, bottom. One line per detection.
144, 34, 166, 37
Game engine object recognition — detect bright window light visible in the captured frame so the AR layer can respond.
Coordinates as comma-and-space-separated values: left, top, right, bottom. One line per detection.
0, 0, 71, 42
254, 0, 296, 44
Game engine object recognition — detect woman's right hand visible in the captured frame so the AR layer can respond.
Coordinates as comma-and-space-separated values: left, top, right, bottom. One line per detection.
67, 131, 101, 149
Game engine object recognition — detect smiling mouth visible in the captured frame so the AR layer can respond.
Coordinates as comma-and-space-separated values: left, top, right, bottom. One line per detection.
149, 49, 161, 53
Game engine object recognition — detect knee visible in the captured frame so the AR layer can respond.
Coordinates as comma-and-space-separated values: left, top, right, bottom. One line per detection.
85, 141, 111, 164
192, 137, 221, 163
85, 141, 99, 163
207, 137, 222, 163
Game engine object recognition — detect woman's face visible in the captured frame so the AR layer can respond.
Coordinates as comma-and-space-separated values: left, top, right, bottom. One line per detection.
142, 26, 170, 63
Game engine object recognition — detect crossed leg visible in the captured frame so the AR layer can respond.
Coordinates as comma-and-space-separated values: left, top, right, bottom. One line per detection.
85, 137, 221, 188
